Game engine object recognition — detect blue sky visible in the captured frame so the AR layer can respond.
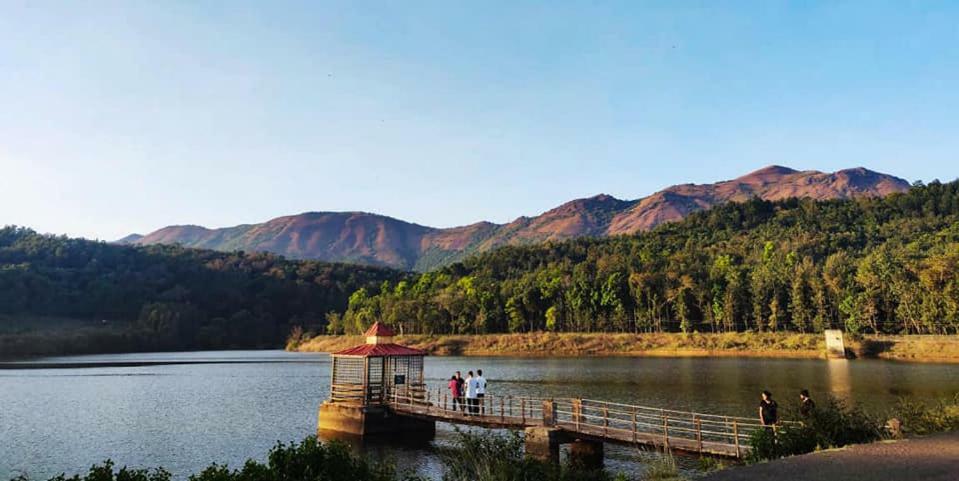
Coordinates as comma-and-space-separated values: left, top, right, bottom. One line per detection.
1, 1, 957, 240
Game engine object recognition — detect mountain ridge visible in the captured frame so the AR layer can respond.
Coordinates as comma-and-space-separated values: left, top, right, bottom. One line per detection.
125, 166, 912, 270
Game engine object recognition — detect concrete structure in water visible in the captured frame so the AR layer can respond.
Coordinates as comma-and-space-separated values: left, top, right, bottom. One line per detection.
824, 329, 847, 359
523, 400, 604, 469
317, 322, 435, 437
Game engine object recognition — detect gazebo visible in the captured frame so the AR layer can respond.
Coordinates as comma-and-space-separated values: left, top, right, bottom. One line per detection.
328, 322, 427, 405
318, 322, 434, 437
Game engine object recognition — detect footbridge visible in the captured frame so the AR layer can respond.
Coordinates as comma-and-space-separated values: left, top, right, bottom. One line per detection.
386, 390, 759, 460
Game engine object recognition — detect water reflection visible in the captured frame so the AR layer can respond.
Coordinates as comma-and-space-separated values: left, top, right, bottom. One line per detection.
826, 359, 852, 399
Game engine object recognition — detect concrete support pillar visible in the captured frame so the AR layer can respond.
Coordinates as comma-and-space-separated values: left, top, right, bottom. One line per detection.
318, 402, 435, 437
568, 439, 604, 470
571, 399, 583, 428
542, 399, 557, 426
525, 427, 563, 463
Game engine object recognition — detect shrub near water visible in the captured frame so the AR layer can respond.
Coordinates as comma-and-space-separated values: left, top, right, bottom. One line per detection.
746, 394, 959, 463
889, 395, 959, 435
439, 430, 625, 481
747, 396, 884, 462
12, 438, 420, 481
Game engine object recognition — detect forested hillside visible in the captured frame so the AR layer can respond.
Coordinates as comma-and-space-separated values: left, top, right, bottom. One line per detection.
0, 228, 404, 355
333, 180, 959, 336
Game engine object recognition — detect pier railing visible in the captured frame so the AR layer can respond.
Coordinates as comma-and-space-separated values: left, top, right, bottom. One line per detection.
387, 389, 771, 458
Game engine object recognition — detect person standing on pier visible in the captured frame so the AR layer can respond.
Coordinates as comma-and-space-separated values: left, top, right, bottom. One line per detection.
476, 369, 487, 415
448, 374, 463, 412
465, 370, 479, 415
454, 371, 465, 412
759, 390, 778, 428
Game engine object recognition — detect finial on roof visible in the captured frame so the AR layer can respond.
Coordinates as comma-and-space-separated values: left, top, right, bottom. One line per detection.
365, 322, 395, 344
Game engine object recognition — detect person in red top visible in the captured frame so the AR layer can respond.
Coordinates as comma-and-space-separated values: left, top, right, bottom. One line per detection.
448, 374, 464, 412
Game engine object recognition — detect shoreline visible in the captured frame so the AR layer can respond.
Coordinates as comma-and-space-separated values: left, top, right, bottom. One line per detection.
290, 332, 959, 363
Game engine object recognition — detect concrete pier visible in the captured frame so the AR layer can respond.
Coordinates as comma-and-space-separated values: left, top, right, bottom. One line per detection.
524, 426, 565, 463
318, 401, 435, 437
568, 439, 604, 469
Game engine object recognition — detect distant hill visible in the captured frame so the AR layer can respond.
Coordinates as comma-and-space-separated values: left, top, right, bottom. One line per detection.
126, 166, 911, 270
115, 233, 144, 244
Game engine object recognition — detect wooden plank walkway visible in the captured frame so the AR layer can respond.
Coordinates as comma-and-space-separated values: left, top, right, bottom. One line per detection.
387, 392, 763, 459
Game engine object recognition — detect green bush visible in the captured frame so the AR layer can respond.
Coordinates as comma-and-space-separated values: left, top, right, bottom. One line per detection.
889, 395, 959, 435
439, 430, 623, 481
745, 424, 818, 463
13, 438, 418, 481
804, 397, 882, 448
10, 461, 172, 481
747, 396, 882, 463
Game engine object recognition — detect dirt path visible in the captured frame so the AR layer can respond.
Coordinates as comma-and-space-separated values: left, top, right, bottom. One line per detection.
702, 431, 959, 481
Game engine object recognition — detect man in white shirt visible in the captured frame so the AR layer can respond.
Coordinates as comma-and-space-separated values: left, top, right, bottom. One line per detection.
465, 371, 479, 415
476, 369, 487, 415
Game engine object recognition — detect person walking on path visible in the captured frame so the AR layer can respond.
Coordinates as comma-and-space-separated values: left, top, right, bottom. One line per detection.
448, 374, 463, 412
465, 370, 479, 415
759, 390, 778, 428
476, 369, 487, 415
799, 389, 816, 418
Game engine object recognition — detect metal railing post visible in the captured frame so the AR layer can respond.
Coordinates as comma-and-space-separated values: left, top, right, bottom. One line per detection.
695, 415, 703, 453
733, 421, 741, 459
603, 402, 609, 436
662, 410, 670, 449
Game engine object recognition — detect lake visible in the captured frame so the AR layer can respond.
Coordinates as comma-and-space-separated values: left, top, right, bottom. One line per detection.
2, 351, 958, 480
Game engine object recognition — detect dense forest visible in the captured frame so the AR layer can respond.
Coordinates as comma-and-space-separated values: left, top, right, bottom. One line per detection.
4, 180, 959, 356
0, 228, 404, 355
332, 180, 959, 336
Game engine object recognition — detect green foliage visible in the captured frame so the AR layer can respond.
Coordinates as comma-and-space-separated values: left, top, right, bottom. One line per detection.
16, 434, 627, 481
10, 460, 171, 481
13, 438, 418, 481
747, 395, 906, 463
803, 397, 883, 448
746, 424, 819, 463
888, 395, 959, 435
439, 430, 620, 481
0, 228, 404, 355
339, 181, 959, 336
640, 453, 686, 481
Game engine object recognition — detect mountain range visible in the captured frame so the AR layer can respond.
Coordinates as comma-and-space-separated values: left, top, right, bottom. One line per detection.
121, 166, 911, 271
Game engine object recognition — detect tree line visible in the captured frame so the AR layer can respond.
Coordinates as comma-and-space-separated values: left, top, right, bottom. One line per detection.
0, 227, 404, 354
333, 180, 959, 336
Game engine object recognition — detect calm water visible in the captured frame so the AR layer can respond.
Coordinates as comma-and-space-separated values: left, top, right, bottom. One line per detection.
2, 351, 959, 480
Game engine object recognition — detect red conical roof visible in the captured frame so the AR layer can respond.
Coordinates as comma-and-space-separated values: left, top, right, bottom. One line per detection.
363, 322, 395, 337
333, 343, 426, 357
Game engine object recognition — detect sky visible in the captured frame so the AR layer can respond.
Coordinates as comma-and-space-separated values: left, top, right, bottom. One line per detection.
1, 1, 958, 240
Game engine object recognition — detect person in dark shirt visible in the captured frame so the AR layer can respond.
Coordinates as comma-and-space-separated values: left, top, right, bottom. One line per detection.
759, 390, 778, 426
799, 389, 816, 418
454, 371, 466, 413
448, 375, 462, 412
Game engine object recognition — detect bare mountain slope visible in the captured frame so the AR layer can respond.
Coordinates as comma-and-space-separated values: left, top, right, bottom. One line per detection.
128, 166, 911, 270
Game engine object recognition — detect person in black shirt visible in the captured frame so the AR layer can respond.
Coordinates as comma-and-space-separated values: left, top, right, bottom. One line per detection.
799, 389, 816, 418
759, 390, 778, 426
454, 371, 466, 413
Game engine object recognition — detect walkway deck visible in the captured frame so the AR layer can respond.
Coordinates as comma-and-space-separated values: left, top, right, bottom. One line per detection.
387, 392, 763, 458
